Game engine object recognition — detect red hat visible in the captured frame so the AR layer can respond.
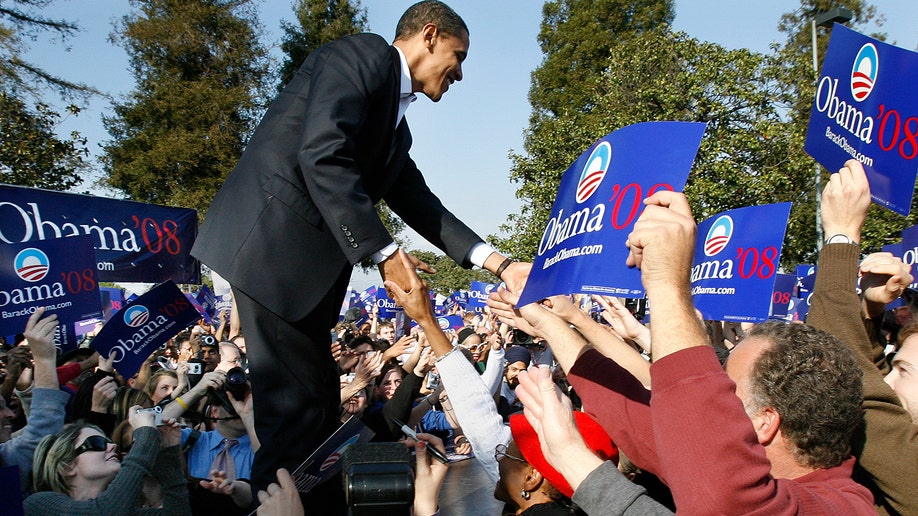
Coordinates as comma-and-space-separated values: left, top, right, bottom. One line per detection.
509, 412, 618, 499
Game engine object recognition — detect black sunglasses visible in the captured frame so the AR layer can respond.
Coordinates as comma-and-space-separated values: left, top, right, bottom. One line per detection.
74, 435, 114, 457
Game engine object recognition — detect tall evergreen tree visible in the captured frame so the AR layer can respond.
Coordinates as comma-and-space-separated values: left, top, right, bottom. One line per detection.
277, 0, 367, 89
102, 0, 270, 212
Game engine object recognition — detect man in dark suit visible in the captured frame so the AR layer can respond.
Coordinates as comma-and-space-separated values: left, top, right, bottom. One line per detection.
191, 1, 527, 509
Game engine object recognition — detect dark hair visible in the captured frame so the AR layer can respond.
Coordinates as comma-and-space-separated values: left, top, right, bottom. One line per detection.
896, 320, 918, 347
347, 335, 377, 350
744, 321, 863, 469
395, 0, 468, 41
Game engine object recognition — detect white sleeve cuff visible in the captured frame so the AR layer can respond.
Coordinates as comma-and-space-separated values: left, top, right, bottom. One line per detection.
371, 242, 399, 264
468, 242, 496, 268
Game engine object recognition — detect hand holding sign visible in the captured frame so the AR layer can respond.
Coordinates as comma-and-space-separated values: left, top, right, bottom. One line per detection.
821, 159, 871, 243
23, 308, 58, 368
626, 191, 697, 294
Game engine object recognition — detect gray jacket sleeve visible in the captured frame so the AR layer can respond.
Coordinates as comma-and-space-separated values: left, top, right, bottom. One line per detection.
0, 387, 69, 494
573, 461, 673, 516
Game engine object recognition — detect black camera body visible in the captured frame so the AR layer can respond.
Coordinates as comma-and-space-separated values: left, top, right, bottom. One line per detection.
512, 328, 535, 346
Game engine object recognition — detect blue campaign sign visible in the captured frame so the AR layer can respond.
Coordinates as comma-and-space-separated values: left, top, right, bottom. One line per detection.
691, 203, 792, 322
769, 273, 796, 319
804, 25, 918, 216
794, 264, 816, 298
0, 235, 102, 336
184, 293, 213, 325
90, 281, 199, 379
374, 289, 403, 319
359, 285, 377, 306
467, 281, 496, 309
436, 315, 465, 330
795, 293, 814, 322
900, 224, 918, 290
195, 285, 217, 317
0, 185, 199, 283
518, 121, 706, 306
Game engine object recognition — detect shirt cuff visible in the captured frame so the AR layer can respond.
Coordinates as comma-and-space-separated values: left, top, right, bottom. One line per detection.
371, 242, 399, 264
467, 242, 495, 268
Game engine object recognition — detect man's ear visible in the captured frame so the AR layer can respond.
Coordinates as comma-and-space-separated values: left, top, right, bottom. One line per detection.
750, 406, 781, 445
421, 22, 439, 51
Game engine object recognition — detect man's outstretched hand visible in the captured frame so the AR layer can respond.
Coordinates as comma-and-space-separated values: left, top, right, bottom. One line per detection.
380, 249, 435, 299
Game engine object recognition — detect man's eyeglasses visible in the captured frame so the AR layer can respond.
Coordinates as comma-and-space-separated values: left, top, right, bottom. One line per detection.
494, 443, 526, 464
74, 435, 115, 457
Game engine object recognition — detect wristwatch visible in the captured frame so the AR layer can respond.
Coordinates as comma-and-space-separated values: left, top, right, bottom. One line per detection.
825, 234, 857, 245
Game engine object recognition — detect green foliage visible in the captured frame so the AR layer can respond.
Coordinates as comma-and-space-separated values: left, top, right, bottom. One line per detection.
496, 0, 675, 260
277, 0, 367, 89
498, 0, 906, 269
411, 249, 496, 296
532, 0, 674, 118
0, 93, 87, 189
101, 0, 270, 212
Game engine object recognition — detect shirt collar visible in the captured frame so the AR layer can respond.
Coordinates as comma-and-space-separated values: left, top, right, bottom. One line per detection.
207, 429, 250, 451
393, 45, 416, 102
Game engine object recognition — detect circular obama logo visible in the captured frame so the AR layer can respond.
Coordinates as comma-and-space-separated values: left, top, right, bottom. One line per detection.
704, 215, 734, 257
850, 43, 878, 102
123, 305, 151, 328
14, 248, 50, 282
576, 142, 612, 204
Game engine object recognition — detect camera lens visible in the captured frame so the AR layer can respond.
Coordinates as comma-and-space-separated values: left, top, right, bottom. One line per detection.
225, 367, 249, 400
226, 368, 246, 385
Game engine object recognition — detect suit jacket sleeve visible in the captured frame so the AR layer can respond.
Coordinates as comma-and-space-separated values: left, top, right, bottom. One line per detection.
297, 37, 399, 264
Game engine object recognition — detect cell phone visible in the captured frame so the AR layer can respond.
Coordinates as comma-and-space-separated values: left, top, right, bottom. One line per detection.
138, 406, 164, 426
188, 362, 202, 375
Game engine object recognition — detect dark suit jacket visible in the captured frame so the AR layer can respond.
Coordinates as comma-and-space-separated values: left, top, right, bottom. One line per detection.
192, 33, 482, 321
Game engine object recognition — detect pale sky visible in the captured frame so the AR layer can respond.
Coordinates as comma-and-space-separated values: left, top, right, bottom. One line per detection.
24, 0, 918, 291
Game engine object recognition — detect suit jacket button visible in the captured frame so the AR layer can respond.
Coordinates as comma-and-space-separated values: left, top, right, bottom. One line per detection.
345, 230, 352, 236
340, 225, 348, 231
350, 242, 359, 248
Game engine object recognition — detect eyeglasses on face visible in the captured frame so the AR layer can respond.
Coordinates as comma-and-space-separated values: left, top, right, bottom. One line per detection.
74, 435, 115, 457
494, 443, 526, 464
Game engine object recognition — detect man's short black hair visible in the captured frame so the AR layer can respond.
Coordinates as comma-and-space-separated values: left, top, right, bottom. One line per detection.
395, 0, 468, 41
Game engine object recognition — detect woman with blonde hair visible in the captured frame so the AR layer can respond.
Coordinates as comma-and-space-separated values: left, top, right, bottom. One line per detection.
25, 407, 190, 514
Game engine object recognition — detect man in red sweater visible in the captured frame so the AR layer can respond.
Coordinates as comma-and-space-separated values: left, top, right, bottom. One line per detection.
491, 190, 874, 514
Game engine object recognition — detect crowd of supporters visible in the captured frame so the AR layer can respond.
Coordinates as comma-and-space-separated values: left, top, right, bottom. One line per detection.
2, 161, 917, 515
